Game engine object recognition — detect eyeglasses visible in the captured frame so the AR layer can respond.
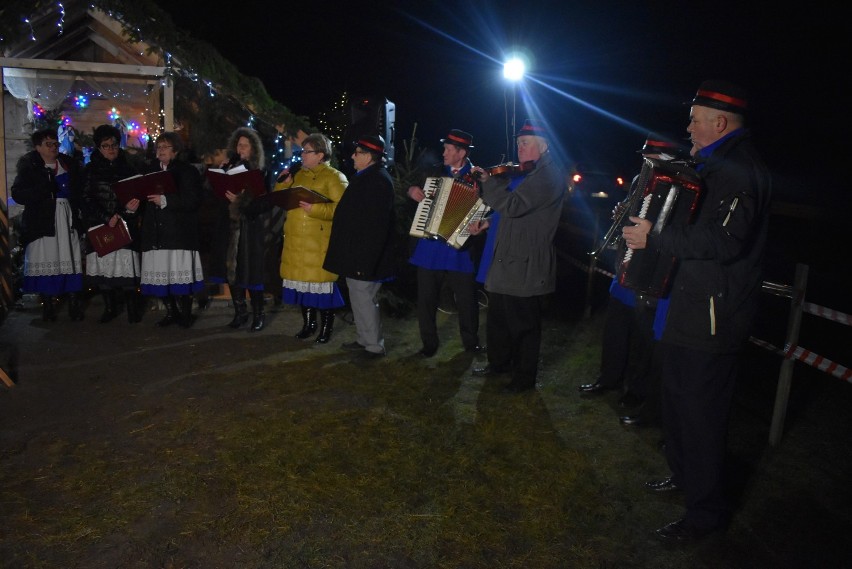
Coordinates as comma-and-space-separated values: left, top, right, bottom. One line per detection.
41, 141, 60, 148
156, 145, 173, 150
301, 149, 318, 154
100, 143, 119, 150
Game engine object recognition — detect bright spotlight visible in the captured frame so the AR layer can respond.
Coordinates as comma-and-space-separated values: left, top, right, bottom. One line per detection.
503, 58, 525, 82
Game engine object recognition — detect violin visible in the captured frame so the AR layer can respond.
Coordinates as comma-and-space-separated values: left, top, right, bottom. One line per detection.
478, 161, 536, 178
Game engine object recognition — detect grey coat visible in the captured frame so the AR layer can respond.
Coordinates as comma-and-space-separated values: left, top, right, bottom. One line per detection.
480, 151, 565, 297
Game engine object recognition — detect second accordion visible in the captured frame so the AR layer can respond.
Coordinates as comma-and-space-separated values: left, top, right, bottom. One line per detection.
409, 176, 491, 249
616, 157, 702, 297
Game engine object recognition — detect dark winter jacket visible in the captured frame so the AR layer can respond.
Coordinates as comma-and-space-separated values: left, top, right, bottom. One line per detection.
80, 149, 140, 249
323, 163, 396, 281
649, 130, 772, 353
206, 161, 271, 288
140, 159, 203, 252
11, 150, 83, 246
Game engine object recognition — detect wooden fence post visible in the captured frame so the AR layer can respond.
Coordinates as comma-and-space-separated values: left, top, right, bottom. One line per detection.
768, 263, 809, 446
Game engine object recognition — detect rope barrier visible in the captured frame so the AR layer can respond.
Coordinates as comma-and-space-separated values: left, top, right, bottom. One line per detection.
748, 336, 852, 383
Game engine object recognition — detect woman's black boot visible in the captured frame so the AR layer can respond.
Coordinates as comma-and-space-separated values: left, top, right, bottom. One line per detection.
295, 306, 317, 339
156, 296, 179, 327
41, 295, 57, 322
228, 286, 249, 328
315, 310, 335, 344
68, 292, 84, 321
249, 292, 265, 332
178, 295, 196, 328
125, 290, 144, 323
99, 290, 119, 323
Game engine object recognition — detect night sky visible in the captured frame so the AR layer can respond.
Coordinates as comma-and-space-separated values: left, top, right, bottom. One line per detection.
151, 1, 841, 204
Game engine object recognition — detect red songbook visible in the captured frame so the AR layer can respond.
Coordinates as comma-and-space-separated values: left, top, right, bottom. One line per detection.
255, 186, 333, 210
87, 219, 132, 257
111, 170, 177, 205
206, 168, 267, 200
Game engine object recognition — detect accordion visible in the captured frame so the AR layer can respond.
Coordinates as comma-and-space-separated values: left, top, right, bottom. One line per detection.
409, 177, 491, 249
616, 157, 702, 297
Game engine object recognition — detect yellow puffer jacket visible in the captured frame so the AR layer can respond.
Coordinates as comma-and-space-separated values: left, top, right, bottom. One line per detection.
274, 162, 348, 283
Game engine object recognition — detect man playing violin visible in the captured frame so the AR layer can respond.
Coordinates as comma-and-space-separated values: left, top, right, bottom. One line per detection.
469, 119, 565, 393
406, 129, 486, 357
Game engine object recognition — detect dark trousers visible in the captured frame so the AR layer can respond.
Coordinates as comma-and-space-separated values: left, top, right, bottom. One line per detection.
485, 292, 542, 386
599, 297, 635, 388
662, 343, 738, 531
599, 295, 658, 400
629, 296, 659, 401
416, 267, 480, 351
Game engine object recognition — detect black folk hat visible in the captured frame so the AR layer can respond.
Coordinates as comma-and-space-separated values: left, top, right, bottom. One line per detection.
515, 119, 548, 139
355, 134, 387, 157
440, 129, 474, 149
639, 133, 689, 159
688, 80, 749, 114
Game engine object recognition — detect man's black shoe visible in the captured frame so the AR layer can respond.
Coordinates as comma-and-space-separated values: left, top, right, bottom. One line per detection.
472, 365, 509, 377
464, 344, 487, 354
418, 346, 438, 357
355, 349, 386, 360
619, 415, 642, 427
577, 380, 615, 394
655, 518, 718, 543
644, 476, 680, 493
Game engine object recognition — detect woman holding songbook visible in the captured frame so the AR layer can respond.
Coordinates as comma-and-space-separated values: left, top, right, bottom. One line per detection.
11, 128, 85, 322
80, 124, 144, 323
207, 127, 271, 331
129, 132, 205, 328
273, 133, 348, 344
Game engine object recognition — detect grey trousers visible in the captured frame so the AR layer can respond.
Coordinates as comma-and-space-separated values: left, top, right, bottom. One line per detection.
346, 278, 384, 354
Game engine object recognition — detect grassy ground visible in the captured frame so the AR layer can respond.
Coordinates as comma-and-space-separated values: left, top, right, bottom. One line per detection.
0, 290, 850, 568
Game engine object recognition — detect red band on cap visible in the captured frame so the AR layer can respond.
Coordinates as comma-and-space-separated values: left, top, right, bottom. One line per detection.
645, 139, 676, 148
696, 89, 748, 109
358, 140, 383, 152
447, 134, 471, 145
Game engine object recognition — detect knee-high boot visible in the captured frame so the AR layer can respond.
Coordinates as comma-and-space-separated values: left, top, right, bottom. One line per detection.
295, 306, 317, 339
68, 292, 84, 321
228, 286, 249, 328
315, 310, 335, 344
99, 289, 119, 323
125, 289, 143, 323
156, 295, 179, 327
178, 295, 196, 328
249, 291, 265, 332
41, 294, 57, 322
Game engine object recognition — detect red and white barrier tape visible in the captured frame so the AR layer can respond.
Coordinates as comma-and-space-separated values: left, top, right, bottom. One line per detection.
803, 302, 852, 326
596, 266, 615, 279
563, 253, 616, 279
569, 255, 852, 381
749, 336, 852, 383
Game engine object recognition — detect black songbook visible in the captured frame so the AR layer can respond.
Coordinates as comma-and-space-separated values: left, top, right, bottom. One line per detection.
87, 219, 132, 257
206, 168, 266, 199
255, 186, 333, 210
111, 170, 176, 205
